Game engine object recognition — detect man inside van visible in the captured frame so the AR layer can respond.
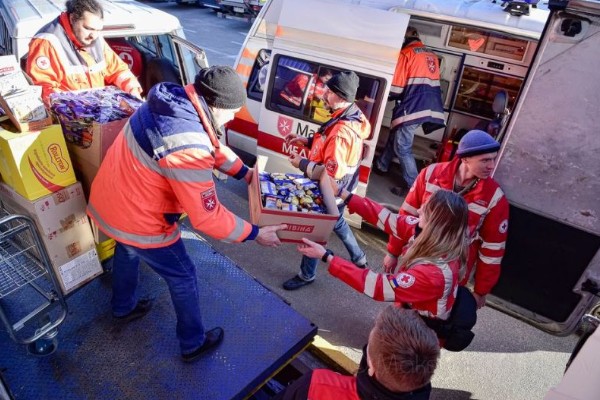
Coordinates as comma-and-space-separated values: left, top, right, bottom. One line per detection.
283, 71, 370, 290
26, 0, 143, 102
280, 68, 333, 121
374, 26, 445, 197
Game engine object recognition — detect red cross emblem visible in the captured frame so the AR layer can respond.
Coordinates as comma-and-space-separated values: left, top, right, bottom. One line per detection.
201, 188, 217, 212
396, 273, 415, 288
36, 56, 50, 70
277, 115, 293, 137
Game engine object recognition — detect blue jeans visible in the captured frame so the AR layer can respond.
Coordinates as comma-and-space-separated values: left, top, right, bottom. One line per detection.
299, 204, 366, 281
112, 240, 206, 354
376, 123, 419, 188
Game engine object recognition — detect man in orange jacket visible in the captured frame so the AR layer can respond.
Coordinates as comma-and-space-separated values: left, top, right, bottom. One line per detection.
87, 66, 285, 362
26, 0, 142, 102
274, 305, 439, 399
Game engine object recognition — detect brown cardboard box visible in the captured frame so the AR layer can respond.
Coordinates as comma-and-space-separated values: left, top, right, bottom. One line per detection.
65, 118, 126, 167
0, 181, 103, 295
248, 158, 339, 243
0, 124, 77, 200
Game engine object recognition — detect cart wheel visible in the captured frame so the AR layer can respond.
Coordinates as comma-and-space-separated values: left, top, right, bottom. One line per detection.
27, 329, 59, 356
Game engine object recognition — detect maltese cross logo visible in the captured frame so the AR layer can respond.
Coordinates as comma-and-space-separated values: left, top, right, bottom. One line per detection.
201, 188, 217, 212
277, 116, 293, 137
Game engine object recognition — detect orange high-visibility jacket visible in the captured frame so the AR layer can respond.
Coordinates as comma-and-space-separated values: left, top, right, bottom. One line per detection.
26, 13, 142, 101
87, 83, 258, 249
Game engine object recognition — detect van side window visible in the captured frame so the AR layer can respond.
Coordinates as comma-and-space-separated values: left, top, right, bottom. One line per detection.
247, 49, 271, 101
0, 18, 11, 55
267, 55, 383, 138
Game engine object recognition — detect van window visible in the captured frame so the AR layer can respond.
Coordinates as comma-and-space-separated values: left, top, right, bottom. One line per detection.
267, 54, 383, 138
448, 26, 530, 62
247, 48, 271, 101
0, 18, 11, 55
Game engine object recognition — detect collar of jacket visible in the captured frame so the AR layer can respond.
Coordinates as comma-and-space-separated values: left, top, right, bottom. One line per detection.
59, 12, 85, 50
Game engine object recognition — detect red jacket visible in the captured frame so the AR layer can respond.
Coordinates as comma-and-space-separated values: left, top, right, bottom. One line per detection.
330, 194, 459, 320
26, 13, 141, 101
389, 158, 509, 296
87, 83, 257, 249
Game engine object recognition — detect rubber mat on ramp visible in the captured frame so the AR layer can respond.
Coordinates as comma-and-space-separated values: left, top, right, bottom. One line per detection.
0, 226, 317, 399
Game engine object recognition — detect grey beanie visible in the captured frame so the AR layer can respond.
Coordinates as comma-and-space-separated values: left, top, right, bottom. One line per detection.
193, 66, 246, 109
456, 130, 500, 158
326, 71, 359, 103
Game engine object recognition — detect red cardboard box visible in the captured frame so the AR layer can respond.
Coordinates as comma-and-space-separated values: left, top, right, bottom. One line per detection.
248, 158, 339, 243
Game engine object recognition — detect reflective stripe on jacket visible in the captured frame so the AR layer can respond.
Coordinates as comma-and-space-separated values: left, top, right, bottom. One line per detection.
390, 41, 445, 130
390, 158, 509, 295
87, 82, 256, 249
26, 13, 141, 101
334, 194, 459, 321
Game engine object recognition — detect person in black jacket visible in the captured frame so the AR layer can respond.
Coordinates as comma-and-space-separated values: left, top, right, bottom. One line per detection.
274, 305, 440, 400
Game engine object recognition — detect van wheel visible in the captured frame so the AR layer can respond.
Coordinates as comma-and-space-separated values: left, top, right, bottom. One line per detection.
590, 302, 600, 319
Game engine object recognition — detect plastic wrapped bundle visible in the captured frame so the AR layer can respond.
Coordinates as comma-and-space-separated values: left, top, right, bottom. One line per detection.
49, 87, 143, 148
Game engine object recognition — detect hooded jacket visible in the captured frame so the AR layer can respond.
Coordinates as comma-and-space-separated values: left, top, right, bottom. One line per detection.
87, 82, 257, 249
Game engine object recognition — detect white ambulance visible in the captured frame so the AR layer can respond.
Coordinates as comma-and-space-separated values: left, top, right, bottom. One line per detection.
0, 0, 209, 92
228, 0, 600, 337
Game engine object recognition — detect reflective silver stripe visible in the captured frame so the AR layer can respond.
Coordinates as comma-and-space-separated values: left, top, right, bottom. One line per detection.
36, 33, 75, 67
164, 166, 214, 183
65, 64, 87, 75
123, 123, 163, 174
406, 77, 441, 87
481, 241, 505, 250
468, 202, 488, 216
489, 187, 505, 208
400, 202, 418, 215
392, 110, 446, 127
221, 216, 248, 243
479, 254, 503, 265
425, 164, 438, 181
88, 60, 106, 73
88, 204, 180, 245
364, 270, 378, 298
377, 208, 392, 231
383, 278, 396, 301
425, 182, 442, 194
435, 261, 454, 321
162, 131, 212, 153
390, 86, 404, 95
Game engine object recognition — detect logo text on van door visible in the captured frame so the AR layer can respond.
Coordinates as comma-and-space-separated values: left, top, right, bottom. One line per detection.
280, 121, 316, 157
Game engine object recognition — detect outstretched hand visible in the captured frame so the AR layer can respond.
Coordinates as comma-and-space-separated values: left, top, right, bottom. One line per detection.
296, 238, 326, 260
288, 152, 303, 169
285, 134, 308, 147
383, 254, 398, 274
256, 224, 287, 247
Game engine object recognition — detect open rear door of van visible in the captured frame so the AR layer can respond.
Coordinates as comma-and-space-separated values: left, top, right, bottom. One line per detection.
491, 0, 600, 335
255, 0, 408, 210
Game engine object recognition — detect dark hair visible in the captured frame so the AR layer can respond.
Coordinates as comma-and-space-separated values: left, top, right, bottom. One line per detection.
66, 0, 104, 21
369, 306, 440, 392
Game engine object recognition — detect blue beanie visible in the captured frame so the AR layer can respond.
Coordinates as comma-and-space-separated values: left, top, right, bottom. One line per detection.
456, 130, 500, 158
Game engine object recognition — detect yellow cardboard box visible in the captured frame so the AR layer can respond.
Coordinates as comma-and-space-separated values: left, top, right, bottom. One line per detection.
0, 124, 77, 200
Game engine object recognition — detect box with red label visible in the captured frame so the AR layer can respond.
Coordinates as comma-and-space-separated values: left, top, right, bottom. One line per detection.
248, 157, 339, 243
0, 124, 76, 200
0, 181, 103, 295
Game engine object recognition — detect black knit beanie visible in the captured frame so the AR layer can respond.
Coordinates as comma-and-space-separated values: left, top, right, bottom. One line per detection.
326, 71, 359, 103
193, 66, 246, 109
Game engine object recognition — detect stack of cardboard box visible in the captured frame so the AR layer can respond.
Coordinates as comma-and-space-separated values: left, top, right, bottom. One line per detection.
0, 56, 103, 296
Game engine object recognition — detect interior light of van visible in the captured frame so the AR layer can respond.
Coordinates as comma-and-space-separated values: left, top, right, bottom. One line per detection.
103, 24, 136, 32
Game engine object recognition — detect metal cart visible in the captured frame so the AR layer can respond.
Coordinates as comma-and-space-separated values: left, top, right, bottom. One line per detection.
0, 209, 68, 356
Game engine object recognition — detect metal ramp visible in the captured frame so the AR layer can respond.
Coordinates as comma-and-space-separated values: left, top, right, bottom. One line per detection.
0, 226, 317, 399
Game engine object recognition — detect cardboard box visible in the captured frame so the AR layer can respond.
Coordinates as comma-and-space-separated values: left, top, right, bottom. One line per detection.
65, 118, 126, 167
248, 158, 339, 243
0, 124, 77, 200
0, 181, 103, 295
0, 56, 52, 132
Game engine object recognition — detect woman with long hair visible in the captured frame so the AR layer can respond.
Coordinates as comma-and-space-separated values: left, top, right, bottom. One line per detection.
297, 188, 469, 322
